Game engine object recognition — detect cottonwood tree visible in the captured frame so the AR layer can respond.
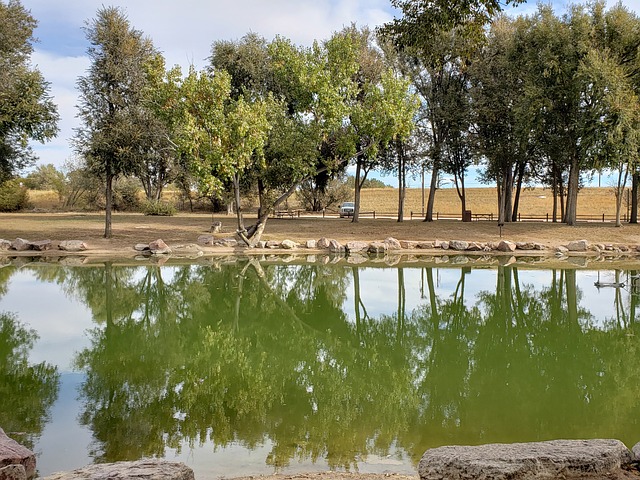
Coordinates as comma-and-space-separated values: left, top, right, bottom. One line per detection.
0, 0, 58, 183
74, 7, 157, 237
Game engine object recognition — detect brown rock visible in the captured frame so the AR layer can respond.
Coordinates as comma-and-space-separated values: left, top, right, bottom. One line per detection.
368, 242, 386, 254
496, 240, 516, 252
29, 240, 52, 251
0, 464, 26, 480
329, 239, 345, 253
317, 237, 331, 249
0, 428, 35, 480
149, 239, 171, 255
566, 239, 589, 252
197, 235, 214, 245
384, 237, 402, 250
59, 241, 88, 252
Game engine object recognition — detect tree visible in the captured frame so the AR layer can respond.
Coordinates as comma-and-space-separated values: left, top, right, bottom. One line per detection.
0, 0, 58, 183
74, 7, 156, 238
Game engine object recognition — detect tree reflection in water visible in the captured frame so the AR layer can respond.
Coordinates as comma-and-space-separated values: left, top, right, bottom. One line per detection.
20, 261, 637, 471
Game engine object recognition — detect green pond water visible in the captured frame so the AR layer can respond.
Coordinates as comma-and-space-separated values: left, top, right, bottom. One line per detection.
0, 259, 639, 478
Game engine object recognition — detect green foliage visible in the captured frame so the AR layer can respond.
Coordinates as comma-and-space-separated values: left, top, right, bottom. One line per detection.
143, 200, 176, 216
298, 175, 352, 211
0, 0, 59, 182
0, 178, 29, 211
345, 175, 390, 188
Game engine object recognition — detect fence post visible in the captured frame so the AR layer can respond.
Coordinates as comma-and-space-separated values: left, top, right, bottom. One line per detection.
373, 211, 376, 219
602, 213, 605, 223
323, 209, 325, 218
546, 213, 549, 222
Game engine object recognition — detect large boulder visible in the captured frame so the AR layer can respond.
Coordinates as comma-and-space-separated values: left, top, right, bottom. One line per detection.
280, 239, 297, 250
0, 464, 26, 480
567, 239, 589, 252
384, 237, 402, 250
10, 239, 31, 252
418, 439, 634, 480
149, 239, 171, 255
58, 241, 88, 252
346, 241, 369, 254
496, 240, 517, 252
29, 240, 53, 251
42, 460, 194, 480
0, 428, 35, 480
449, 240, 469, 251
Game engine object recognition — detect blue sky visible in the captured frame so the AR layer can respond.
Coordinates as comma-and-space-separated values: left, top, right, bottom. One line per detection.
19, 0, 639, 187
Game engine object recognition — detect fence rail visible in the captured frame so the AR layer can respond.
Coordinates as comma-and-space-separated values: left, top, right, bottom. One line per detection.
288, 209, 630, 223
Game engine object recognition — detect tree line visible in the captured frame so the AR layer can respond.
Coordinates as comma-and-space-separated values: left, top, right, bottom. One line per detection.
3, 0, 640, 243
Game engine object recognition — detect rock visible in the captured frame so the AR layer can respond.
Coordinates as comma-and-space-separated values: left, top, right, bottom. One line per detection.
439, 241, 450, 250
329, 239, 345, 253
11, 238, 31, 251
496, 240, 516, 252
210, 221, 222, 233
317, 237, 331, 249
449, 240, 469, 251
134, 243, 150, 252
466, 242, 484, 251
305, 239, 317, 249
265, 240, 280, 249
418, 439, 634, 480
533, 242, 546, 250
633, 441, 640, 461
515, 241, 536, 250
400, 240, 419, 249
346, 241, 369, 253
556, 245, 569, 253
0, 428, 35, 480
171, 244, 203, 257
368, 242, 386, 254
213, 238, 238, 248
29, 240, 52, 251
416, 241, 434, 249
149, 239, 171, 255
0, 464, 26, 480
256, 241, 267, 249
280, 239, 297, 250
567, 239, 589, 252
197, 235, 214, 245
41, 460, 194, 480
0, 240, 12, 250
384, 237, 402, 250
59, 240, 88, 252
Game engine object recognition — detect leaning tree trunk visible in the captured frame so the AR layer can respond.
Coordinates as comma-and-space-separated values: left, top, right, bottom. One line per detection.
397, 142, 406, 222
352, 157, 365, 224
424, 164, 439, 222
564, 157, 580, 226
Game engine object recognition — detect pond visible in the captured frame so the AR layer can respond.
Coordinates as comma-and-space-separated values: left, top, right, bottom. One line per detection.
0, 257, 639, 478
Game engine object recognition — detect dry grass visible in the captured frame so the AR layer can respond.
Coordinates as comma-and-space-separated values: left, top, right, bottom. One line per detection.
357, 187, 625, 219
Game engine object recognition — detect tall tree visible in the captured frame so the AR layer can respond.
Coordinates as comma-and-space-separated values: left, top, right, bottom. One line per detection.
74, 7, 156, 238
0, 0, 58, 183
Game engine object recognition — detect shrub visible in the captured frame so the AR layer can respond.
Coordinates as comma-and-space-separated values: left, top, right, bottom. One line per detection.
143, 200, 176, 216
0, 180, 30, 212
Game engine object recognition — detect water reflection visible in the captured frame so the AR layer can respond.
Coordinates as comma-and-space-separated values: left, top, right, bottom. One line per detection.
1, 261, 639, 476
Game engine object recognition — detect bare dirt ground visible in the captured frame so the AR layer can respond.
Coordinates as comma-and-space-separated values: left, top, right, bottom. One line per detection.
1, 211, 640, 253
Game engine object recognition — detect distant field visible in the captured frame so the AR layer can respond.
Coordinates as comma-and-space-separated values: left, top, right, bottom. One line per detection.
27, 186, 629, 220
357, 187, 627, 220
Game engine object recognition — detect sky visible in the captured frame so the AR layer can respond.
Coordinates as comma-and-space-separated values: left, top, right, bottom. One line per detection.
18, 0, 639, 188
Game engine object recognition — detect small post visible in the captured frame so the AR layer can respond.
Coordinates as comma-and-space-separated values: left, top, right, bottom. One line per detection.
498, 222, 504, 238
602, 213, 605, 223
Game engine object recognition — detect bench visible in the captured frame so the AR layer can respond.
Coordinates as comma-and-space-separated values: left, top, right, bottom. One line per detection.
473, 213, 494, 221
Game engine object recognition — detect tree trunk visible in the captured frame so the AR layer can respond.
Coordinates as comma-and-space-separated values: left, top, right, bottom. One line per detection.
352, 157, 366, 224
424, 165, 439, 222
614, 166, 629, 228
564, 157, 580, 225
511, 162, 525, 222
397, 142, 406, 222
630, 172, 638, 224
104, 170, 114, 238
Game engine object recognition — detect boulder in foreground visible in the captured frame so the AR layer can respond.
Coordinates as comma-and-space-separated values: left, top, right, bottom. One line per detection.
42, 460, 194, 480
419, 439, 635, 480
0, 428, 35, 480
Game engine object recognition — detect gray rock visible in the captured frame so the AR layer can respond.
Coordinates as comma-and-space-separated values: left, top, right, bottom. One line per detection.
171, 244, 203, 257
419, 439, 633, 480
280, 239, 297, 249
42, 460, 194, 480
439, 241, 450, 250
197, 235, 214, 245
213, 238, 238, 248
346, 241, 369, 253
567, 239, 589, 252
0, 428, 35, 480
305, 239, 317, 249
59, 240, 88, 252
329, 239, 345, 253
29, 240, 52, 251
256, 241, 267, 249
556, 245, 569, 253
533, 242, 546, 250
449, 240, 469, 251
265, 240, 280, 249
466, 242, 484, 251
400, 240, 419, 249
416, 241, 434, 249
317, 237, 331, 249
0, 240, 12, 250
633, 441, 640, 461
149, 239, 171, 255
368, 242, 386, 254
134, 243, 150, 252
384, 237, 402, 250
0, 464, 26, 480
11, 238, 31, 251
